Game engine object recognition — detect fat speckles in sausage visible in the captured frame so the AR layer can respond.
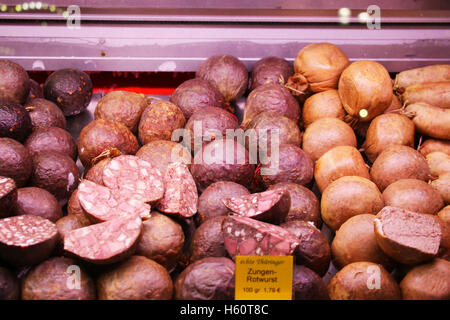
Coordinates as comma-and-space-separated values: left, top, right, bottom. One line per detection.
222, 215, 300, 258
222, 189, 290, 224
102, 155, 164, 204
157, 162, 198, 218
77, 180, 150, 222
64, 214, 142, 265
0, 215, 59, 266
0, 176, 17, 219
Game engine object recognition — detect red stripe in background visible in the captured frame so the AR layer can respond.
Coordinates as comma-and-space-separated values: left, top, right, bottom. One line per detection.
28, 71, 196, 96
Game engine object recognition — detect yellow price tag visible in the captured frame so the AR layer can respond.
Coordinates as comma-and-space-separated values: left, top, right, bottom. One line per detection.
235, 256, 293, 300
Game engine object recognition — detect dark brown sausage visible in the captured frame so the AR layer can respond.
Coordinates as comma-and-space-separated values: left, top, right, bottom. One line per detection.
292, 265, 329, 300
102, 155, 164, 204
25, 98, 66, 131
222, 215, 300, 258
259, 144, 314, 188
190, 216, 227, 262
13, 187, 62, 222
281, 220, 331, 276
30, 151, 79, 203
96, 255, 173, 300
0, 266, 19, 300
174, 257, 235, 300
21, 256, 96, 300
0, 215, 59, 267
170, 78, 226, 119
190, 138, 255, 192
77, 179, 150, 222
0, 176, 17, 219
157, 162, 198, 217
267, 182, 321, 227
0, 137, 32, 187
63, 214, 142, 265
136, 212, 185, 273
25, 127, 77, 160
222, 189, 290, 224
196, 181, 250, 225
250, 56, 293, 90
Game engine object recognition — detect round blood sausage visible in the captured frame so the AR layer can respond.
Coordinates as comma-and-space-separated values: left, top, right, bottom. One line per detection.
13, 187, 63, 222
77, 179, 150, 222
222, 189, 290, 224
0, 215, 59, 266
102, 155, 164, 204
222, 215, 300, 258
21, 256, 96, 300
157, 162, 198, 218
0, 266, 19, 300
0, 176, 17, 219
63, 214, 142, 265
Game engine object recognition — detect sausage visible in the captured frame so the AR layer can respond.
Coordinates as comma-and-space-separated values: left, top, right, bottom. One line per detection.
138, 100, 186, 145
102, 155, 164, 204
77, 179, 150, 222
242, 82, 300, 127
281, 220, 331, 276
94, 90, 147, 133
96, 255, 173, 300
63, 214, 142, 265
67, 189, 91, 226
157, 162, 198, 218
56, 214, 90, 240
222, 189, 290, 224
419, 139, 450, 157
393, 64, 450, 92
26, 79, 44, 103
190, 216, 227, 262
404, 102, 450, 140
136, 212, 185, 273
170, 78, 226, 119
374, 206, 442, 265
135, 140, 192, 177
77, 119, 139, 168
259, 143, 314, 188
184, 106, 239, 154
85, 157, 110, 185
250, 56, 293, 90
190, 138, 255, 192
400, 81, 450, 109
0, 176, 17, 219
0, 137, 32, 187
24, 126, 77, 160
292, 265, 329, 300
267, 182, 321, 227
0, 266, 19, 300
30, 151, 79, 203
13, 187, 63, 222
196, 181, 250, 225
222, 215, 300, 258
21, 257, 96, 300
174, 257, 235, 300
25, 98, 66, 131
0, 215, 59, 266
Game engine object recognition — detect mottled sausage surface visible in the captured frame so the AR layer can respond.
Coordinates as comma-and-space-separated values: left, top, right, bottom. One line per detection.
64, 214, 142, 265
157, 162, 197, 217
102, 155, 164, 204
0, 138, 32, 187
77, 180, 150, 222
222, 215, 300, 258
222, 189, 290, 224
0, 215, 59, 266
13, 187, 63, 222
